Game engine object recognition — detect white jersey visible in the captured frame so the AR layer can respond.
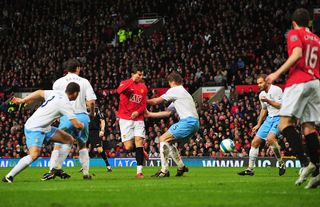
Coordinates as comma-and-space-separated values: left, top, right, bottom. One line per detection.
25, 90, 76, 131
259, 84, 282, 117
53, 73, 96, 114
161, 85, 199, 119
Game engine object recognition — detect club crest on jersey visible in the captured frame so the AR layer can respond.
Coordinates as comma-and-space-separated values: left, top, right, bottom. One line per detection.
290, 35, 298, 42
140, 89, 144, 93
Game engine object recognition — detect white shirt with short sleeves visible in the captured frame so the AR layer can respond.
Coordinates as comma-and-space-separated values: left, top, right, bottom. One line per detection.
161, 85, 199, 119
25, 90, 76, 131
53, 73, 96, 114
259, 84, 282, 117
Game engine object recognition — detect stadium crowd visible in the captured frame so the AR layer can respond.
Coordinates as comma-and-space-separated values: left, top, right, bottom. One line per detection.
0, 0, 315, 158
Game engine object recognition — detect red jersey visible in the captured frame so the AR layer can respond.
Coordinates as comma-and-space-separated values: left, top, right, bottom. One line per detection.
286, 28, 320, 87
116, 79, 148, 121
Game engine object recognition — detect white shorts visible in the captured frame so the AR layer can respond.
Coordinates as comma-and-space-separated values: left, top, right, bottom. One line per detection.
280, 79, 320, 123
119, 119, 145, 142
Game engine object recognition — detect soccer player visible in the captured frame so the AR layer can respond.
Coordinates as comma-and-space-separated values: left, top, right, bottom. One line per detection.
87, 106, 112, 172
266, 8, 320, 189
2, 83, 84, 183
117, 65, 148, 178
238, 74, 286, 176
146, 71, 199, 177
43, 58, 96, 180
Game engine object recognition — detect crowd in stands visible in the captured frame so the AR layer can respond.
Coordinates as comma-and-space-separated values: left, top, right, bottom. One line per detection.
0, 0, 317, 159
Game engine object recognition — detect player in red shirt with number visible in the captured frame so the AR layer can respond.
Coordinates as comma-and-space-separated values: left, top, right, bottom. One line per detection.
267, 8, 320, 189
117, 65, 148, 178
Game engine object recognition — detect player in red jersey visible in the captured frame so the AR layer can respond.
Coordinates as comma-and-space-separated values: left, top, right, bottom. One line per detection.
267, 8, 320, 189
117, 65, 148, 178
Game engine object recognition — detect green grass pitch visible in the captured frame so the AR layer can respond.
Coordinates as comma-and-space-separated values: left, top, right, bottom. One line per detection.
0, 167, 319, 207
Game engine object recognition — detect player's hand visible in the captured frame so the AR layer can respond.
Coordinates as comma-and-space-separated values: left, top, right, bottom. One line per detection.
132, 73, 141, 82
99, 130, 104, 137
260, 96, 269, 103
12, 97, 25, 104
131, 111, 139, 119
252, 124, 260, 134
144, 109, 150, 118
266, 72, 279, 84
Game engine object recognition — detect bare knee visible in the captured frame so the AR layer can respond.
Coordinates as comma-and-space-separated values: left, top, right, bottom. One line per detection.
123, 141, 134, 151
135, 137, 144, 147
251, 137, 262, 148
28, 147, 40, 160
302, 122, 316, 136
278, 117, 295, 132
160, 131, 174, 142
97, 147, 103, 153
266, 134, 277, 145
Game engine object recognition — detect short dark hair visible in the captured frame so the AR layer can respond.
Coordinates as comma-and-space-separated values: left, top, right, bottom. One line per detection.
132, 64, 145, 74
167, 71, 183, 84
63, 58, 81, 73
65, 82, 80, 94
257, 74, 267, 80
292, 8, 310, 27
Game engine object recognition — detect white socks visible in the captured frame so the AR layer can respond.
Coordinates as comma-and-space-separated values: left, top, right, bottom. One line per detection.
160, 142, 169, 172
49, 149, 60, 170
168, 143, 184, 169
49, 144, 72, 170
7, 155, 33, 177
160, 142, 184, 172
137, 165, 143, 174
56, 144, 72, 169
79, 148, 90, 175
271, 142, 283, 162
248, 147, 259, 169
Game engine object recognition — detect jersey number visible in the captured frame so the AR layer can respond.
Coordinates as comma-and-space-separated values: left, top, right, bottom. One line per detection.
41, 96, 55, 107
305, 45, 318, 69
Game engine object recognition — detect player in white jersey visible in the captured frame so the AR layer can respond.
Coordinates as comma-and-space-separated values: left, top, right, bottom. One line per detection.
146, 71, 199, 177
2, 83, 84, 183
43, 58, 96, 180
238, 74, 286, 176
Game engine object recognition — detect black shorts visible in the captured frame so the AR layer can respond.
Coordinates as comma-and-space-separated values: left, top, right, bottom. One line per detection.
87, 130, 102, 148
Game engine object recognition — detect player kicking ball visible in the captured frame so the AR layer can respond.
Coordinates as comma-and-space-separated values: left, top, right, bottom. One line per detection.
2, 83, 84, 183
238, 74, 286, 176
146, 71, 199, 177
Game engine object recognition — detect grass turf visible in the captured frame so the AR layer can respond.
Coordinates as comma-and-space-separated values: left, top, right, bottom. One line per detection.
0, 167, 319, 207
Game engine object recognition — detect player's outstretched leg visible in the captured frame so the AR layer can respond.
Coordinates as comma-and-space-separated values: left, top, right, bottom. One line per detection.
268, 137, 286, 176
168, 143, 188, 176
152, 142, 170, 177
3, 146, 39, 183
303, 131, 320, 189
97, 147, 112, 172
238, 147, 258, 176
42, 143, 72, 181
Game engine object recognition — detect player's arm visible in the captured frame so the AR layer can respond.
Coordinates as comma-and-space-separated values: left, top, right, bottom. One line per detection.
144, 109, 172, 118
266, 47, 302, 83
86, 99, 96, 117
70, 118, 84, 130
116, 79, 134, 94
260, 97, 281, 109
147, 97, 166, 105
252, 108, 268, 133
12, 90, 44, 104
99, 118, 106, 137
60, 101, 84, 129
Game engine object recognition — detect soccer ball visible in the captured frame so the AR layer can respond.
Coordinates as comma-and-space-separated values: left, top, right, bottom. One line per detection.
220, 139, 235, 153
